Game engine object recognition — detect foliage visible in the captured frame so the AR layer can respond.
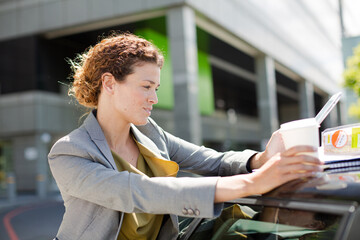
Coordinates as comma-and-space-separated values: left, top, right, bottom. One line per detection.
343, 44, 360, 118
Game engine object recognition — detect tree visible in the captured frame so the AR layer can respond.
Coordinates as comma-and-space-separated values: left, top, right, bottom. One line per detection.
344, 43, 360, 118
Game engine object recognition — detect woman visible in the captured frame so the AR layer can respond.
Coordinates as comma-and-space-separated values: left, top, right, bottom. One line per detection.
48, 32, 322, 240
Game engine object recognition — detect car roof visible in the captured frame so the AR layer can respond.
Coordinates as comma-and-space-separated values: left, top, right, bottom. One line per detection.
263, 172, 360, 203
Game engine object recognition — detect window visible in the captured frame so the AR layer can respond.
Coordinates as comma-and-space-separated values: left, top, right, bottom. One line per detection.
0, 141, 13, 199
189, 203, 342, 240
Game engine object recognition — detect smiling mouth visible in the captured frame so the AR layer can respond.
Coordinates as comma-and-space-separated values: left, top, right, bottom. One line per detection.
144, 108, 152, 115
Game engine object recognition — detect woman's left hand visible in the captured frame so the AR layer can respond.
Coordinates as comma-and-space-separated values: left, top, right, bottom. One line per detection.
249, 130, 286, 170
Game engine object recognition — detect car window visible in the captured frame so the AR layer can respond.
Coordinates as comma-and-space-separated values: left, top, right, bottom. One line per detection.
189, 204, 342, 240
237, 206, 339, 240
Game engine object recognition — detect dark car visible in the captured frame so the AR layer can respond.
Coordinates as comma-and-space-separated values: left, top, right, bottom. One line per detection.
183, 172, 360, 240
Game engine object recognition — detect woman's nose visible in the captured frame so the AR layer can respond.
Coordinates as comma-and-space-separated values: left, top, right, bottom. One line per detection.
149, 90, 158, 104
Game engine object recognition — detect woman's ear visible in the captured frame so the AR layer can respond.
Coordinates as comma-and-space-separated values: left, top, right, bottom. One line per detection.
101, 73, 116, 95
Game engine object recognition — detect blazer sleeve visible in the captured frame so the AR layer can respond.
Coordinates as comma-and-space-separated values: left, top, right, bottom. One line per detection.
48, 134, 222, 218
141, 118, 258, 176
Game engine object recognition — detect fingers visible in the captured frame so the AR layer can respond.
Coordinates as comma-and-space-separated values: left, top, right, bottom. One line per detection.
280, 161, 323, 173
276, 150, 323, 176
289, 170, 321, 180
280, 171, 319, 183
281, 153, 323, 166
282, 145, 318, 157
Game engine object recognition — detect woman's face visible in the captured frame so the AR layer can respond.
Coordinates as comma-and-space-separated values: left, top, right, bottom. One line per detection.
113, 62, 160, 126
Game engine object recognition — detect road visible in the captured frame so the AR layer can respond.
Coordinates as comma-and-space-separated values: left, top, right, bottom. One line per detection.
0, 200, 64, 240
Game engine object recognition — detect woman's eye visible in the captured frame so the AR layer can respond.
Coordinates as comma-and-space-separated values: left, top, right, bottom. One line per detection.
143, 85, 159, 91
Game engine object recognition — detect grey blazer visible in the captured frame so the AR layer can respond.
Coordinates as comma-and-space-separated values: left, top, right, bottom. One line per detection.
48, 110, 257, 240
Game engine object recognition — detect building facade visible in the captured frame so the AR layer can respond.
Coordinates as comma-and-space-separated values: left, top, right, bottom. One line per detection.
0, 0, 348, 197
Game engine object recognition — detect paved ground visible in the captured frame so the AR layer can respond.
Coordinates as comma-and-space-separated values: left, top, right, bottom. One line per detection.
0, 193, 64, 240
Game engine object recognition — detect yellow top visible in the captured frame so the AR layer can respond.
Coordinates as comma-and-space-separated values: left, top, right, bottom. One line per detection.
113, 139, 179, 240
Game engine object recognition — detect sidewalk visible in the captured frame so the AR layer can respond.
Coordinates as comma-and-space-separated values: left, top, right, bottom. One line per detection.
0, 191, 64, 240
0, 191, 63, 211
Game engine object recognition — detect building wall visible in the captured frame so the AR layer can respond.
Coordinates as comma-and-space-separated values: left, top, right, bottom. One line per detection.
0, 0, 344, 90
188, 0, 342, 93
0, 91, 84, 192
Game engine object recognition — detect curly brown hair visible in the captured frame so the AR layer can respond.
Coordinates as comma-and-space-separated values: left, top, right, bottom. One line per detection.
68, 32, 164, 108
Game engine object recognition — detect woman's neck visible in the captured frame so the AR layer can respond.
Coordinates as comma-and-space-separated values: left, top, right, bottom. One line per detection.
96, 106, 131, 151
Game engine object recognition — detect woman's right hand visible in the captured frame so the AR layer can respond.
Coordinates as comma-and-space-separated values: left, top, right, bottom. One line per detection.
214, 145, 323, 203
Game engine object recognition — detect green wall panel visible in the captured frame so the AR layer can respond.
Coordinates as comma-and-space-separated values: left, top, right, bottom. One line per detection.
198, 51, 214, 115
136, 27, 214, 115
135, 28, 174, 109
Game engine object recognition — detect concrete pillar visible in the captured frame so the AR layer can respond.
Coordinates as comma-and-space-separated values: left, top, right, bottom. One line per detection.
6, 172, 16, 202
166, 6, 201, 144
35, 133, 50, 198
336, 101, 343, 125
328, 107, 339, 127
256, 55, 278, 149
323, 95, 340, 128
299, 80, 315, 118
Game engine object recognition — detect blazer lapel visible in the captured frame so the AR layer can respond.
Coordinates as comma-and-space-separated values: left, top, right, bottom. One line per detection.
83, 110, 117, 170
130, 124, 164, 157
